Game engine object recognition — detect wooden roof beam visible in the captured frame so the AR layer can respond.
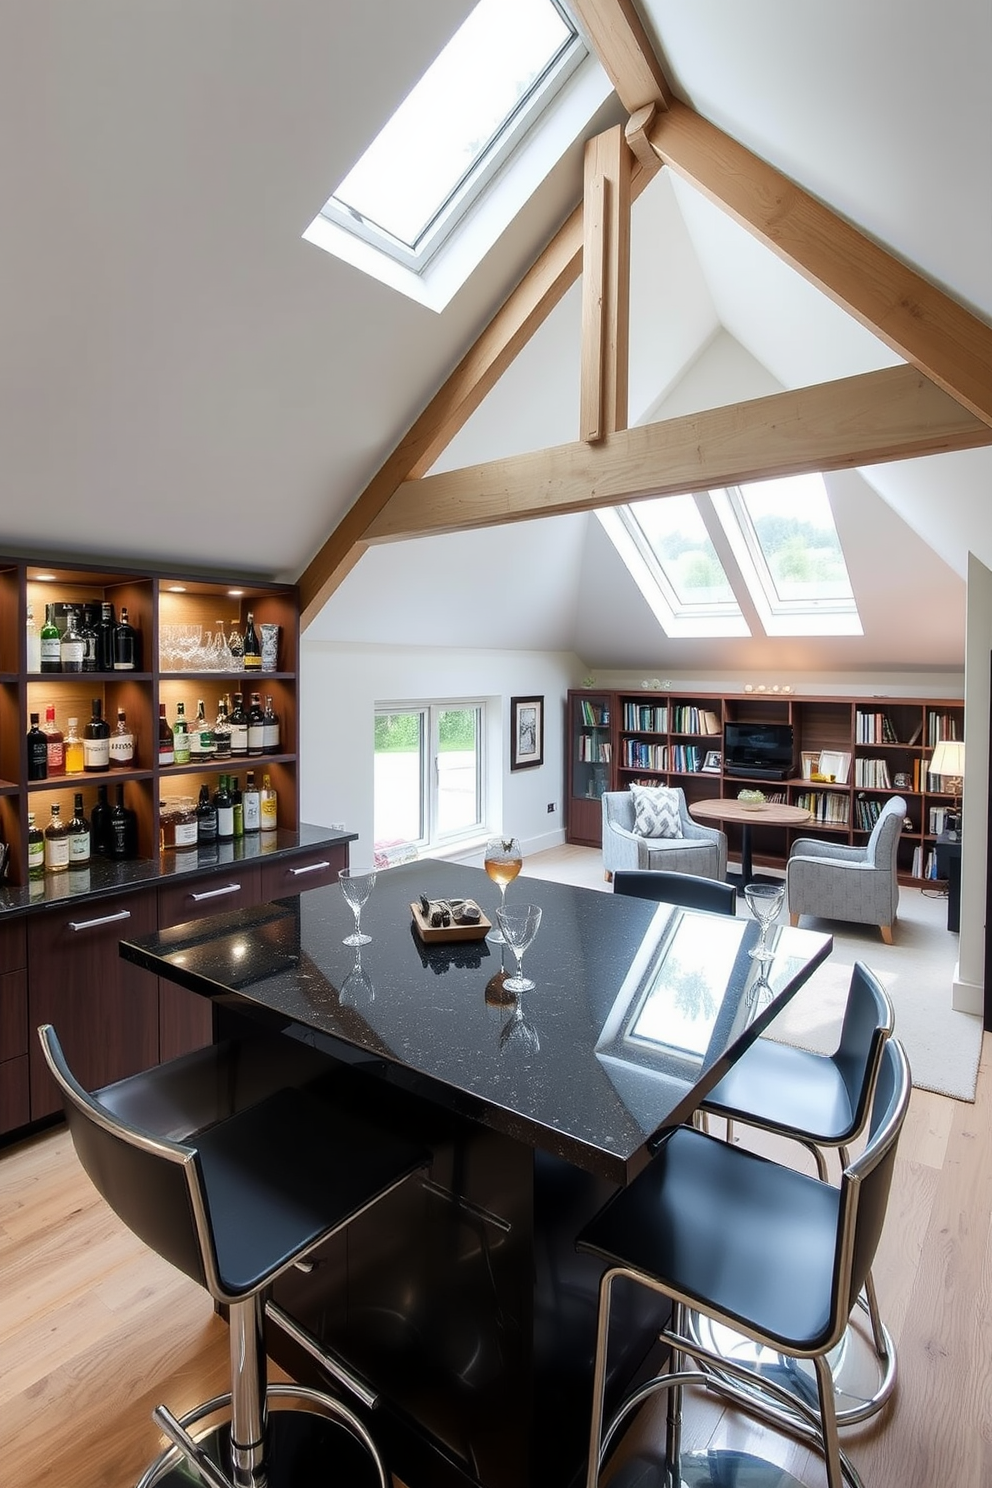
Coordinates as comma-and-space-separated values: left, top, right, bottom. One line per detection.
581, 125, 631, 442
569, 0, 670, 113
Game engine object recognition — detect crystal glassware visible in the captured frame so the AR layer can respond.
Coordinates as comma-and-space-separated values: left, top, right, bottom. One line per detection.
339, 867, 376, 947
743, 881, 786, 962
484, 836, 522, 944
496, 902, 542, 992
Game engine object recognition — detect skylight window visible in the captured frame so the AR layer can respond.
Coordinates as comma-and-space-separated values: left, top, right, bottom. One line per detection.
319, 0, 584, 274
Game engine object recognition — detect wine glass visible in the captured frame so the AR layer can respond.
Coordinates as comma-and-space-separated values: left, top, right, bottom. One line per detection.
484, 836, 522, 944
743, 881, 786, 962
496, 903, 542, 993
340, 949, 375, 1008
339, 867, 376, 947
499, 1000, 541, 1056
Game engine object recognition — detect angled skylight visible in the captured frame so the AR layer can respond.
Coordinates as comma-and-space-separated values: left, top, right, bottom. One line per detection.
305, 0, 590, 306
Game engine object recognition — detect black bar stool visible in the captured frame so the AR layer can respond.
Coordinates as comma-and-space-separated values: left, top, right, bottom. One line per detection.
39, 1025, 431, 1488
577, 1037, 911, 1488
612, 869, 737, 915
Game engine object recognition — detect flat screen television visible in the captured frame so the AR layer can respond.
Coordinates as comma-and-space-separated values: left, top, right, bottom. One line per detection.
723, 721, 795, 779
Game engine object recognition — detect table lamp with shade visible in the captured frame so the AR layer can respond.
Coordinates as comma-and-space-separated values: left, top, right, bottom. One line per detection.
928, 738, 965, 839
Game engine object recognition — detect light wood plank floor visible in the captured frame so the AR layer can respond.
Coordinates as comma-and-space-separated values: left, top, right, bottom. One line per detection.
3, 926, 989, 1486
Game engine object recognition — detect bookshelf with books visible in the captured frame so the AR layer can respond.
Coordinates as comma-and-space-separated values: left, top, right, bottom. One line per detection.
565, 688, 964, 883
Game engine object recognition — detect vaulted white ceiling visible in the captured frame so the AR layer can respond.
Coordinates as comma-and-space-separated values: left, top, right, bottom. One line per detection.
2, 1, 988, 674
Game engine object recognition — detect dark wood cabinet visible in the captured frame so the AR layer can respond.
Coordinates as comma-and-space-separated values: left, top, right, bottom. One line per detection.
0, 917, 29, 1130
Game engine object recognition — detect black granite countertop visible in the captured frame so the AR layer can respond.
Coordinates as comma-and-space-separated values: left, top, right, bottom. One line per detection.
120, 860, 831, 1183
0, 823, 356, 918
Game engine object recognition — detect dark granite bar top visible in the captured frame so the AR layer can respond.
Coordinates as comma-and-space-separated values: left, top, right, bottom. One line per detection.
120, 860, 831, 1184
0, 823, 355, 918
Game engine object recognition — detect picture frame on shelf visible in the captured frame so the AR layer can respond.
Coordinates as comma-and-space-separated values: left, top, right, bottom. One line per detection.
510, 695, 543, 771
819, 749, 851, 785
702, 749, 722, 774
801, 750, 820, 780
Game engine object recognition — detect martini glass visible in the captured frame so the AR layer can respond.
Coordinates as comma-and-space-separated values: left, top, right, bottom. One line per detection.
339, 867, 376, 947
744, 881, 786, 962
484, 836, 522, 944
496, 903, 542, 992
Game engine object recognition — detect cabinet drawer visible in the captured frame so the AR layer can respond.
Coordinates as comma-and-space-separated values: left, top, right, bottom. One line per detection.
1, 967, 28, 1062
260, 845, 348, 901
159, 865, 261, 929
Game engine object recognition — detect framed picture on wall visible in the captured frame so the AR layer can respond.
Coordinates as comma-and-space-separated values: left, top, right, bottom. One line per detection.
510, 695, 544, 771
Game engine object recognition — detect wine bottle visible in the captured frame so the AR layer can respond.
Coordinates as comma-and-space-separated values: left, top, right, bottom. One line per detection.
158, 702, 174, 765
26, 604, 42, 672
83, 698, 111, 771
242, 770, 260, 832
230, 775, 243, 837
214, 774, 234, 840
107, 783, 138, 859
80, 604, 100, 672
213, 697, 232, 759
27, 811, 45, 879
27, 712, 48, 780
113, 606, 138, 670
44, 802, 70, 872
242, 611, 262, 670
59, 608, 85, 673
173, 701, 191, 765
247, 692, 265, 755
262, 695, 280, 752
42, 704, 65, 775
40, 603, 62, 673
260, 773, 278, 832
228, 693, 248, 756
64, 717, 84, 774
67, 792, 91, 866
196, 783, 218, 841
97, 601, 116, 671
110, 707, 135, 768
90, 783, 111, 854
190, 698, 216, 758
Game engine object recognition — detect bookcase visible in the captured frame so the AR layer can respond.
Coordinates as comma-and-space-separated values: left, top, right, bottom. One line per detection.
566, 688, 964, 883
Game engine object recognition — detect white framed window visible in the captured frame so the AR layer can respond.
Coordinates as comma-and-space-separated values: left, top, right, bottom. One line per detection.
374, 700, 486, 857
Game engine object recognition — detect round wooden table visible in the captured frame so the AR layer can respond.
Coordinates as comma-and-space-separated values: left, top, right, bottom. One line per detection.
688, 798, 812, 882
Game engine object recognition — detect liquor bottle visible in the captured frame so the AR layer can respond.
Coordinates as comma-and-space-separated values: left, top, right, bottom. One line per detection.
260, 772, 278, 832
242, 770, 260, 832
230, 775, 243, 837
27, 712, 48, 780
214, 774, 234, 839
113, 606, 138, 670
247, 692, 265, 755
64, 717, 84, 775
227, 622, 244, 670
59, 608, 85, 673
96, 601, 117, 671
189, 698, 216, 758
262, 695, 280, 753
44, 802, 70, 872
196, 783, 218, 841
42, 704, 65, 774
242, 611, 262, 670
173, 701, 191, 765
79, 604, 100, 672
213, 696, 232, 759
67, 792, 91, 866
228, 693, 248, 756
40, 603, 62, 673
26, 603, 42, 672
83, 698, 111, 772
158, 702, 174, 765
90, 783, 111, 855
110, 707, 135, 768
107, 783, 138, 859
27, 812, 45, 879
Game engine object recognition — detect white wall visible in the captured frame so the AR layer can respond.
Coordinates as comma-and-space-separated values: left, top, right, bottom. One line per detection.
300, 641, 578, 861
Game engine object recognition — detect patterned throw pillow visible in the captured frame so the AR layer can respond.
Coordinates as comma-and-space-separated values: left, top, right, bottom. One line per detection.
630, 784, 682, 839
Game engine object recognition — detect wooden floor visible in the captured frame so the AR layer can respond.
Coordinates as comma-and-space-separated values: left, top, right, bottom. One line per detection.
3, 1042, 990, 1487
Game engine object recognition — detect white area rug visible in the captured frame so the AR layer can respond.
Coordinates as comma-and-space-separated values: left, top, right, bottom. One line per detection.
524, 847, 983, 1103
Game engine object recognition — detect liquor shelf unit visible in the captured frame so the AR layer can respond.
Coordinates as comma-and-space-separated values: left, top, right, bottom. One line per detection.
0, 554, 355, 1144
566, 688, 964, 884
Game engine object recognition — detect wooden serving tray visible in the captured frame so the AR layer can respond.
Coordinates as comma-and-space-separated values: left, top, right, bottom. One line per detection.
410, 901, 492, 944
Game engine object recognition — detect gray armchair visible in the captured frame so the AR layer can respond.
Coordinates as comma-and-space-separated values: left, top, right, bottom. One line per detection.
786, 795, 907, 943
601, 789, 727, 882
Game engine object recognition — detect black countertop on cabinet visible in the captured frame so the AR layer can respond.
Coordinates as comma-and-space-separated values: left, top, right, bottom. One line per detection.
120, 859, 831, 1184
0, 823, 356, 918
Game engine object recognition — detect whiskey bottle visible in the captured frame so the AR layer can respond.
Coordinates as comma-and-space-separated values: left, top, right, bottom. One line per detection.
262, 695, 280, 752
67, 792, 91, 866
27, 713, 48, 780
40, 603, 62, 673
44, 803, 70, 872
228, 693, 248, 756
80, 604, 100, 672
173, 701, 191, 765
242, 611, 261, 670
27, 812, 45, 879
260, 773, 278, 832
113, 607, 138, 670
247, 692, 265, 755
196, 783, 218, 841
190, 698, 216, 758
64, 717, 84, 774
242, 770, 261, 832
158, 703, 174, 765
42, 704, 65, 775
213, 697, 232, 759
83, 698, 111, 772
109, 707, 135, 767
59, 608, 85, 673
96, 601, 117, 671
107, 784, 138, 859
214, 774, 234, 840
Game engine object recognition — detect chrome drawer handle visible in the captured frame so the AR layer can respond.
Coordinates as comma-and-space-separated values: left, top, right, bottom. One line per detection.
189, 883, 242, 902
289, 861, 332, 876
68, 909, 133, 932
